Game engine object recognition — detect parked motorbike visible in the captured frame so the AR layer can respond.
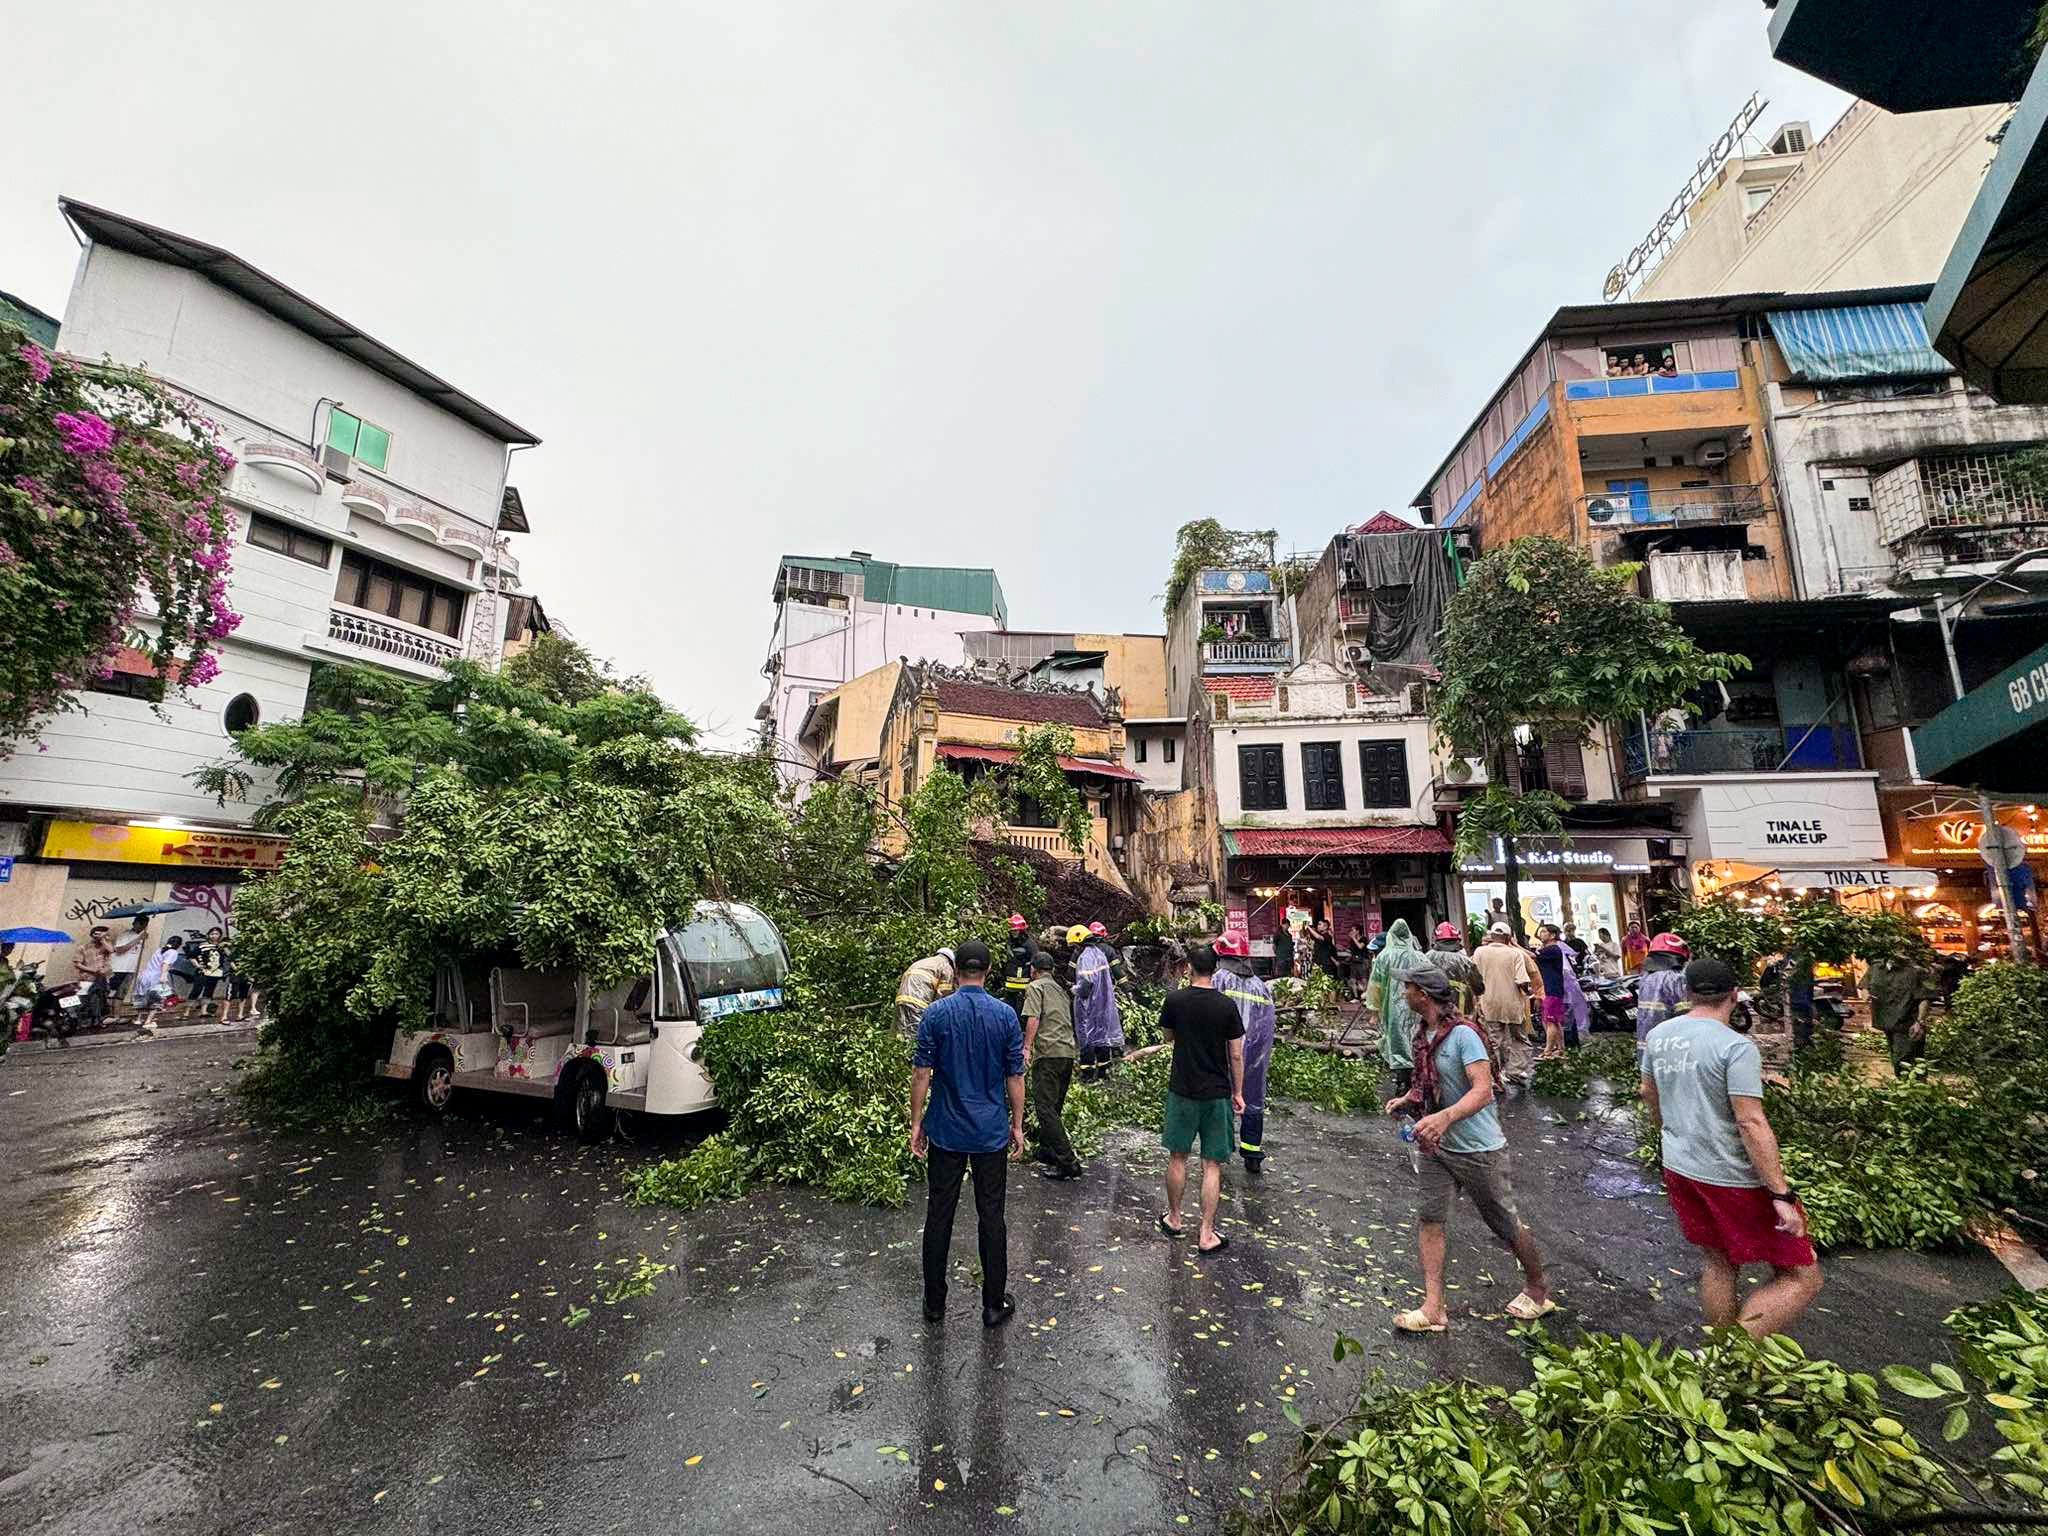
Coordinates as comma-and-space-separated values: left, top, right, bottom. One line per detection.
1588, 974, 1638, 1033
3, 962, 82, 1044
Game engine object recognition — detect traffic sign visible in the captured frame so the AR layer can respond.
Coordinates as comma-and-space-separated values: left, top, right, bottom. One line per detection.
1980, 822, 2028, 871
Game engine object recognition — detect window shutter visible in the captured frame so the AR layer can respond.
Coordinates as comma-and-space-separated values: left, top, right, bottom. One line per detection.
1358, 740, 1411, 808
1541, 738, 1588, 800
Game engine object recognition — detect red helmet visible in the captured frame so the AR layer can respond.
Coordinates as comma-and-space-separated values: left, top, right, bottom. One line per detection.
1007, 913, 1029, 931
1434, 921, 1462, 941
1212, 932, 1250, 957
1648, 932, 1691, 958
1087, 921, 1109, 937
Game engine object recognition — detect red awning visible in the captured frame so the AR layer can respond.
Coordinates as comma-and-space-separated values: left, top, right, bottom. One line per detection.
936, 743, 1144, 782
1227, 825, 1452, 857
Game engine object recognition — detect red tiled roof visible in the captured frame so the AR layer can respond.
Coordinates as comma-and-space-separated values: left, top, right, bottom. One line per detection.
1204, 676, 1276, 703
929, 677, 1108, 727
1227, 825, 1452, 857
1349, 512, 1417, 535
937, 743, 1144, 782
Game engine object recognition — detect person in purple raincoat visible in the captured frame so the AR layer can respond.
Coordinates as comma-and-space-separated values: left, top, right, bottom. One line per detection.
1070, 923, 1125, 1074
1213, 932, 1277, 1174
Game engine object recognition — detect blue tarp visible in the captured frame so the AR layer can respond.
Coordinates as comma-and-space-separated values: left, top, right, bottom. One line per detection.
1769, 302, 1950, 382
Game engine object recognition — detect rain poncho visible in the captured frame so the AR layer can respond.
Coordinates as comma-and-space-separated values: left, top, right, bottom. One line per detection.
1560, 958, 1591, 1043
1635, 957, 1688, 1041
1072, 939, 1125, 1058
1219, 958, 1277, 1163
1368, 919, 1421, 1072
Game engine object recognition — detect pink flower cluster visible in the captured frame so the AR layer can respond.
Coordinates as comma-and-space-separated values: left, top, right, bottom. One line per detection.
17, 343, 50, 385
53, 411, 115, 456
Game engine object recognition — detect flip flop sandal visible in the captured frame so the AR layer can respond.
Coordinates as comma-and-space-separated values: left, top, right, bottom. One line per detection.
1196, 1235, 1231, 1255
1395, 1309, 1448, 1334
1505, 1293, 1558, 1321
1158, 1214, 1185, 1238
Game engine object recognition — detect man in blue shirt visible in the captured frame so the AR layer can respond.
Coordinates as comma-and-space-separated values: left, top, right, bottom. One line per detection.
910, 940, 1026, 1329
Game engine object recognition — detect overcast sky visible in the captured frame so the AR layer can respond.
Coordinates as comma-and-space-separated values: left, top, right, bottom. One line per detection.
1, 2, 1848, 740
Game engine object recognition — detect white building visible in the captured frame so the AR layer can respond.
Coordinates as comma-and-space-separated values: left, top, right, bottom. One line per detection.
1634, 102, 2010, 302
758, 552, 1006, 782
0, 199, 537, 976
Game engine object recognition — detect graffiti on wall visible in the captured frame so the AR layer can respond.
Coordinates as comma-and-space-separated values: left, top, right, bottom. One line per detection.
64, 890, 156, 925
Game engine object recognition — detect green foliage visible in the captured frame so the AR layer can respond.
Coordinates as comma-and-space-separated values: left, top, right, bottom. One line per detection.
1008, 723, 1092, 855
499, 627, 648, 704
0, 327, 239, 751
1257, 1329, 1963, 1535
1887, 1290, 2048, 1508
1431, 536, 1745, 767
1066, 1049, 1172, 1153
623, 1131, 757, 1209
1528, 1036, 1640, 1098
895, 764, 1004, 916
1762, 1067, 2048, 1251
1264, 1044, 1379, 1112
1162, 518, 1277, 614
1450, 782, 1568, 863
1668, 896, 1784, 983
1929, 959, 2048, 1079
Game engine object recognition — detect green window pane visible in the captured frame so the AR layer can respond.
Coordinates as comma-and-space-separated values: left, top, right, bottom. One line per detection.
355, 420, 390, 470
326, 408, 361, 455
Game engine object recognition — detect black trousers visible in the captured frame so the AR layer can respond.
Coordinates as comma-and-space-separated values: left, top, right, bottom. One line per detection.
923, 1146, 1009, 1312
1031, 1058, 1081, 1173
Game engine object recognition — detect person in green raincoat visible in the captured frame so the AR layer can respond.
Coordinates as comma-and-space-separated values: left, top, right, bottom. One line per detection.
1370, 919, 1422, 1092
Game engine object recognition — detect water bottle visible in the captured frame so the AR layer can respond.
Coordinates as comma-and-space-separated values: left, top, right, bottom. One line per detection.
1399, 1119, 1420, 1174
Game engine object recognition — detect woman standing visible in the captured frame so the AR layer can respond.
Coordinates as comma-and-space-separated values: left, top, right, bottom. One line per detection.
1621, 920, 1650, 975
1591, 927, 1623, 981
132, 935, 184, 1035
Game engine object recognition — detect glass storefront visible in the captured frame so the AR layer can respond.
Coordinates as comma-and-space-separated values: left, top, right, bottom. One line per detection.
1463, 879, 1619, 939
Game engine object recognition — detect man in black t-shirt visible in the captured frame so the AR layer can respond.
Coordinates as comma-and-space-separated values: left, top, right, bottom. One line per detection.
1131, 945, 1244, 1255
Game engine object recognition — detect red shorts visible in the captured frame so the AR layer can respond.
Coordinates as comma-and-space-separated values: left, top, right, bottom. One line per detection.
1540, 995, 1567, 1026
1663, 1170, 1817, 1268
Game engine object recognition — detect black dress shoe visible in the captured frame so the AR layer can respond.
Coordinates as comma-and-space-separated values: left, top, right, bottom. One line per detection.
982, 1293, 1016, 1329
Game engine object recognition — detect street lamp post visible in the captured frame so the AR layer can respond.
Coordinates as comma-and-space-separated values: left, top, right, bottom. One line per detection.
1932, 546, 2048, 962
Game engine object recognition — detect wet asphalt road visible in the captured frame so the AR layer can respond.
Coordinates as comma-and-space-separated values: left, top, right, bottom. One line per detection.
0, 1033, 2016, 1536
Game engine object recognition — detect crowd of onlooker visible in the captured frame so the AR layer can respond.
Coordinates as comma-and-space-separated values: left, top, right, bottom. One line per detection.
1605, 348, 1679, 378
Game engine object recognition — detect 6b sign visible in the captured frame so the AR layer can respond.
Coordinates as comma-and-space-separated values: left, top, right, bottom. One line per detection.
2008, 656, 2048, 719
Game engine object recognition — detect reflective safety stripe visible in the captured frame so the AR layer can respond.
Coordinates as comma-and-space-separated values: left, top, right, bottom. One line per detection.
894, 995, 927, 1008
1220, 985, 1267, 1004
1238, 1139, 1262, 1152
1004, 978, 1029, 990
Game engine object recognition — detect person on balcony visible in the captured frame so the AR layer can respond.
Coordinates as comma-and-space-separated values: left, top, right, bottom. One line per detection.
1656, 350, 1679, 378
1072, 924, 1125, 1074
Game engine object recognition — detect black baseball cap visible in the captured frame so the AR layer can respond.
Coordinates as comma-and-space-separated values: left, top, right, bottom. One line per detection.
1684, 957, 1738, 999
955, 940, 992, 972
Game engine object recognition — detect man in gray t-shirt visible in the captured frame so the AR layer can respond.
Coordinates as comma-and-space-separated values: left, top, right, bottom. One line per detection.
1642, 959, 1819, 1340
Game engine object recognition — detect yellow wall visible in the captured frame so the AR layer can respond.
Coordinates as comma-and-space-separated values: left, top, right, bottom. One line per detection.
814, 662, 902, 768
1078, 633, 1169, 718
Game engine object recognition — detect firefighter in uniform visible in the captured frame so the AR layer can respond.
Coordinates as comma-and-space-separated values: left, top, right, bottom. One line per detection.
894, 947, 956, 1037
1001, 913, 1034, 1015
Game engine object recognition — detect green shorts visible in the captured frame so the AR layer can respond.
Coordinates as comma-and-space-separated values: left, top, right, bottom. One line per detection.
1162, 1091, 1235, 1162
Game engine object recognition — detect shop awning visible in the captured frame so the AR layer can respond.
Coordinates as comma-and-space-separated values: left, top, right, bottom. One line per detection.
1776, 865, 1941, 890
1766, 0, 2036, 113
1927, 50, 2048, 403
1225, 826, 1451, 858
1911, 638, 2048, 793
935, 743, 1143, 782
1768, 303, 1950, 382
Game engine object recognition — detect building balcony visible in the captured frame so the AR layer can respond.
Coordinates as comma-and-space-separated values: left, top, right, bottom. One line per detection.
1581, 483, 1769, 536
1620, 721, 1862, 780
1202, 638, 1290, 671
998, 825, 1079, 860
327, 606, 462, 671
1564, 369, 1743, 402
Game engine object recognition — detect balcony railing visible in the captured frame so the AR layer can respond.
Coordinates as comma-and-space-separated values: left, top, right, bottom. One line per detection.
1337, 594, 1373, 624
328, 606, 462, 670
1563, 369, 1742, 401
1581, 483, 1768, 535
1202, 638, 1290, 669
1620, 722, 1861, 779
997, 825, 1079, 860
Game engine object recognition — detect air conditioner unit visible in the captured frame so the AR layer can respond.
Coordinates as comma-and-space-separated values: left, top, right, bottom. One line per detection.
321, 444, 354, 480
1696, 439, 1730, 468
1585, 495, 1622, 525
1444, 758, 1472, 784
1341, 642, 1371, 667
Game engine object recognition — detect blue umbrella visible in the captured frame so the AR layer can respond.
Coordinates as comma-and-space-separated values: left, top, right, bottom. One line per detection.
100, 901, 188, 919
0, 927, 72, 944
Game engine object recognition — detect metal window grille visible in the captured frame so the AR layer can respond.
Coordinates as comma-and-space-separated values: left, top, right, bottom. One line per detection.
1873, 452, 2048, 545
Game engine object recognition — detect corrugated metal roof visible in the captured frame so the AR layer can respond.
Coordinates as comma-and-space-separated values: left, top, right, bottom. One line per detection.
779, 555, 1007, 623
60, 198, 539, 446
0, 288, 59, 347
1769, 302, 1949, 381
1226, 826, 1452, 857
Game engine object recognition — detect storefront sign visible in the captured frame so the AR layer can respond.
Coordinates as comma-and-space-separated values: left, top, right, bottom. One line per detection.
1380, 876, 1427, 900
40, 820, 290, 872
1223, 902, 1249, 946
1912, 817, 2048, 857
1778, 866, 1940, 890
1681, 780, 1886, 865
1604, 92, 1767, 300
1459, 837, 1651, 875
0, 856, 11, 883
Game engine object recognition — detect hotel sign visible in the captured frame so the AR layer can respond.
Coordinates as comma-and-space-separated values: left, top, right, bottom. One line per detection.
1604, 93, 1768, 301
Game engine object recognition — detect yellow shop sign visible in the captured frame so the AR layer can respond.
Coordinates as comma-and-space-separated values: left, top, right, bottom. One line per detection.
41, 820, 290, 872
